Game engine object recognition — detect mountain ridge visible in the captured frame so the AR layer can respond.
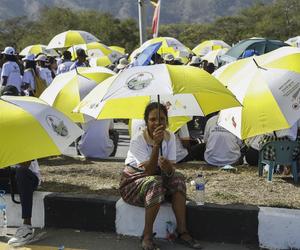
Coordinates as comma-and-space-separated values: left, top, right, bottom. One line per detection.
0, 0, 274, 24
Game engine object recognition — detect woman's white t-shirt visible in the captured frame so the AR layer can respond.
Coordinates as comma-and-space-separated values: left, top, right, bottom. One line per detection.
125, 129, 176, 168
1, 61, 22, 91
22, 69, 35, 90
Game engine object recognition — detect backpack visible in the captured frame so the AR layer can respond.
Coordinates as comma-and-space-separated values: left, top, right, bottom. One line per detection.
32, 69, 47, 97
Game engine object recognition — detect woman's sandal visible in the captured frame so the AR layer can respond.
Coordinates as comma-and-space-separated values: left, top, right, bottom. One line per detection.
176, 231, 202, 249
141, 233, 160, 250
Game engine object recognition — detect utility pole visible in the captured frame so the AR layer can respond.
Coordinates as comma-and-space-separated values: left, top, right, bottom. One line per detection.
138, 0, 147, 46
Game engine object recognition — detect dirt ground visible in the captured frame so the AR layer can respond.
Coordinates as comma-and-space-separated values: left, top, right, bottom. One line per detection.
39, 156, 300, 209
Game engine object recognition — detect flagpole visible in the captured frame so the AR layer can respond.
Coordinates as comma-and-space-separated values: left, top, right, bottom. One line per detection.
138, 0, 147, 46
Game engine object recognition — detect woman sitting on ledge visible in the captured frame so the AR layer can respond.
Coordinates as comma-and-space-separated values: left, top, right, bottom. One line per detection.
119, 102, 201, 250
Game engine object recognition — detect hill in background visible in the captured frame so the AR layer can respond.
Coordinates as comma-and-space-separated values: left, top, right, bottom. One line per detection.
0, 0, 274, 24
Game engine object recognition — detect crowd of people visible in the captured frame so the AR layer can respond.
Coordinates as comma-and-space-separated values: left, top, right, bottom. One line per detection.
0, 43, 299, 250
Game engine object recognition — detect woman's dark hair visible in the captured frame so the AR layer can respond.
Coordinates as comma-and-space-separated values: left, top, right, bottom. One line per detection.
144, 102, 168, 125
3, 54, 17, 62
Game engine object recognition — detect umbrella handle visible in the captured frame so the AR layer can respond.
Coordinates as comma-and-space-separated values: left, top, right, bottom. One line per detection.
157, 94, 163, 156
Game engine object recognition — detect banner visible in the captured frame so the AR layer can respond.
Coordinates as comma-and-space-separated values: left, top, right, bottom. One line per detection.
151, 0, 161, 38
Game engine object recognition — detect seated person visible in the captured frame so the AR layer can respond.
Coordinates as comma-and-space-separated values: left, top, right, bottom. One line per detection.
120, 102, 201, 250
203, 113, 243, 166
1, 86, 41, 247
78, 119, 118, 158
245, 121, 300, 168
175, 124, 205, 163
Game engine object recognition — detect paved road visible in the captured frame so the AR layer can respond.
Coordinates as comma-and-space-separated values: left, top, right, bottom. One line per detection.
0, 228, 258, 250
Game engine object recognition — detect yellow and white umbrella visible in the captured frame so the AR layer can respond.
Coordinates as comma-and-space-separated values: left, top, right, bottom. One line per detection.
0, 96, 82, 168
201, 48, 228, 66
285, 36, 300, 48
20, 44, 59, 57
130, 37, 192, 64
75, 64, 240, 119
68, 42, 123, 61
214, 46, 300, 139
109, 46, 126, 55
193, 40, 231, 56
47, 30, 99, 49
89, 56, 117, 67
40, 67, 115, 123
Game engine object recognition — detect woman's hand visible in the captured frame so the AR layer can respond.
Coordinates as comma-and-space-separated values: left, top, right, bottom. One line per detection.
159, 157, 173, 175
152, 125, 165, 146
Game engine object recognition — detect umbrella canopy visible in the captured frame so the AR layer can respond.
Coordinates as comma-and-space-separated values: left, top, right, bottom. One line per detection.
132, 42, 162, 67
201, 48, 228, 66
285, 36, 300, 48
68, 42, 123, 61
220, 38, 289, 65
0, 96, 82, 168
40, 67, 115, 123
75, 64, 241, 119
214, 46, 300, 139
109, 46, 126, 55
192, 40, 231, 56
20, 44, 59, 57
47, 30, 99, 49
130, 37, 192, 64
89, 56, 115, 67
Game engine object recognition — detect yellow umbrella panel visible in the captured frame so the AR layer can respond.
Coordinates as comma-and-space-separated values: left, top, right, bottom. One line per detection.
0, 96, 82, 168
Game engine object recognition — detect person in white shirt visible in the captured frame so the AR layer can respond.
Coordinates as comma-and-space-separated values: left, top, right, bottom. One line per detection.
21, 54, 36, 96
56, 51, 73, 75
0, 46, 22, 92
120, 102, 201, 250
78, 119, 116, 158
204, 113, 243, 166
69, 49, 89, 71
35, 54, 52, 86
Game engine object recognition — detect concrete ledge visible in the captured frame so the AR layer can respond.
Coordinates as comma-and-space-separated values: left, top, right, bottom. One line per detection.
44, 193, 118, 231
44, 193, 259, 244
186, 202, 259, 244
5, 191, 51, 228
258, 207, 300, 249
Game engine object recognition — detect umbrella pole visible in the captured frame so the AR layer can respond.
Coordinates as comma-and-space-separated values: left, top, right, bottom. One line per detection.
157, 94, 163, 156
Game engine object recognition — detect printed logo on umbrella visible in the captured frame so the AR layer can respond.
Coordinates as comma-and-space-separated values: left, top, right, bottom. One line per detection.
46, 115, 69, 137
126, 72, 154, 90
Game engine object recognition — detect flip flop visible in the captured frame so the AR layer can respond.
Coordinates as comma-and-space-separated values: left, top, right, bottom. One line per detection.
176, 231, 202, 249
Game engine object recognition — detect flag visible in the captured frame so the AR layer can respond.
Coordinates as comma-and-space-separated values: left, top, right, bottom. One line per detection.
151, 0, 161, 38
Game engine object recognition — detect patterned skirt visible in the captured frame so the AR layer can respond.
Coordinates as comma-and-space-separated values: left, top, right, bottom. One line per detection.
119, 165, 186, 208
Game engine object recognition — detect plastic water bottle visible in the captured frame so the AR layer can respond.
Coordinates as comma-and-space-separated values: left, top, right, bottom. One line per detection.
194, 174, 205, 205
0, 190, 7, 236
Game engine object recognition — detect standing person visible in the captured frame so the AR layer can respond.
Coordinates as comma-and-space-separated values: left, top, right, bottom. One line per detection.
119, 102, 201, 250
0, 46, 22, 92
0, 85, 41, 247
47, 56, 58, 79
56, 51, 73, 75
21, 54, 36, 96
35, 54, 52, 86
69, 48, 89, 70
